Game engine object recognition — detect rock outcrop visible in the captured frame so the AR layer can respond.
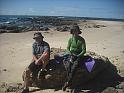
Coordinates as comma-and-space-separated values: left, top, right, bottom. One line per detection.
35, 48, 110, 89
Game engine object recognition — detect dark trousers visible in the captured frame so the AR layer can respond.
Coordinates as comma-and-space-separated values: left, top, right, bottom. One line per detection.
28, 62, 42, 80
67, 57, 81, 85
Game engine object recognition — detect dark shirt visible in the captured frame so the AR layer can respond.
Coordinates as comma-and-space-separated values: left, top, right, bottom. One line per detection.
32, 41, 50, 59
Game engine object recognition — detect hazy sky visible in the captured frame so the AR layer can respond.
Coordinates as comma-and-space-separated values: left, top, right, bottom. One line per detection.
0, 0, 124, 19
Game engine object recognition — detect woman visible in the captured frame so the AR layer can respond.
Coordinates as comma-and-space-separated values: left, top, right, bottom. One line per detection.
62, 25, 86, 91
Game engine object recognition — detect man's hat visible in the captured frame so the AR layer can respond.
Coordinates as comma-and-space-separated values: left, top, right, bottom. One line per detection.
70, 25, 82, 34
33, 32, 44, 39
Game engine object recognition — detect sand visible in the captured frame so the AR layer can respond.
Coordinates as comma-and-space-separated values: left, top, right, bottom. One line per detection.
0, 20, 124, 93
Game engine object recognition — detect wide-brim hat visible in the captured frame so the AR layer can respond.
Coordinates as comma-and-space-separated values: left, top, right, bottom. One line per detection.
70, 25, 82, 34
33, 32, 44, 39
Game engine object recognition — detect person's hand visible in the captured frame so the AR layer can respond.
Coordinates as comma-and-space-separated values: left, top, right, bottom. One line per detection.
73, 55, 78, 60
70, 54, 78, 61
35, 60, 42, 65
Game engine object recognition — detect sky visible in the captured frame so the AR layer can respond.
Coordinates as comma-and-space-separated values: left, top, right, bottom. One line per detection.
0, 0, 124, 19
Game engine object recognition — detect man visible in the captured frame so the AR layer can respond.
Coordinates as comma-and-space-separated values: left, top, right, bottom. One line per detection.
62, 25, 86, 91
22, 32, 50, 93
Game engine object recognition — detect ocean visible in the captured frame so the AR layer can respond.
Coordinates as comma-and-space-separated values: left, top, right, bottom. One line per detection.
1, 15, 124, 24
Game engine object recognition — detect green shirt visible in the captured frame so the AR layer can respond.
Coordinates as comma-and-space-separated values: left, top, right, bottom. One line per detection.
67, 35, 86, 57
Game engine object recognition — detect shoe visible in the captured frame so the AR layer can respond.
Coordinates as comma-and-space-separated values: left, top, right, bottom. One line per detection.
62, 82, 69, 91
21, 88, 29, 93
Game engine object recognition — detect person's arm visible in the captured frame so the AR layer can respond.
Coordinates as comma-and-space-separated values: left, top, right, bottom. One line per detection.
37, 43, 50, 63
77, 39, 86, 57
67, 38, 72, 54
32, 43, 38, 61
32, 55, 38, 61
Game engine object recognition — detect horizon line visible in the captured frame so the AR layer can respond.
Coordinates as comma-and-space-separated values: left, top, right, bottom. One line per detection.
0, 14, 124, 21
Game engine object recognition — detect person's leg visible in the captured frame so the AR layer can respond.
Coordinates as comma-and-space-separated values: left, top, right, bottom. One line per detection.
41, 60, 48, 70
22, 68, 31, 90
28, 62, 42, 80
37, 60, 49, 80
68, 60, 79, 85
62, 59, 79, 91
62, 60, 72, 90
22, 62, 42, 93
21, 67, 32, 93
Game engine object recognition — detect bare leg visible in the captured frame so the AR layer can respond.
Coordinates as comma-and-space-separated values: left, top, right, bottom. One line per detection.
22, 68, 31, 92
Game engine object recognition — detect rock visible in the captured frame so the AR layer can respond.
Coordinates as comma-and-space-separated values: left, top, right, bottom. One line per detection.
0, 29, 6, 33
0, 82, 23, 93
93, 24, 106, 28
45, 74, 52, 79
83, 23, 106, 29
116, 89, 124, 93
116, 82, 124, 89
30, 48, 110, 89
121, 51, 124, 53
102, 87, 118, 93
56, 25, 70, 32
3, 69, 7, 71
39, 27, 49, 31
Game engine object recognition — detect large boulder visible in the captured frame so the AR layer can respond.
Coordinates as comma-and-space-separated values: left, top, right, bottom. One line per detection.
39, 27, 49, 31
32, 48, 110, 89
56, 25, 70, 32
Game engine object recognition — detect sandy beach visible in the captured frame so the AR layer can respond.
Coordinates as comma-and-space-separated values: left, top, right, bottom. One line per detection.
0, 20, 124, 93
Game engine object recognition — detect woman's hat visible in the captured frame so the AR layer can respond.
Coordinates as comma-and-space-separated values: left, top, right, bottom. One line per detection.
33, 32, 44, 39
70, 25, 82, 34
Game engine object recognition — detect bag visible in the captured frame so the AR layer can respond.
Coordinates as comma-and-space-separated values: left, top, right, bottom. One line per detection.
84, 56, 95, 72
